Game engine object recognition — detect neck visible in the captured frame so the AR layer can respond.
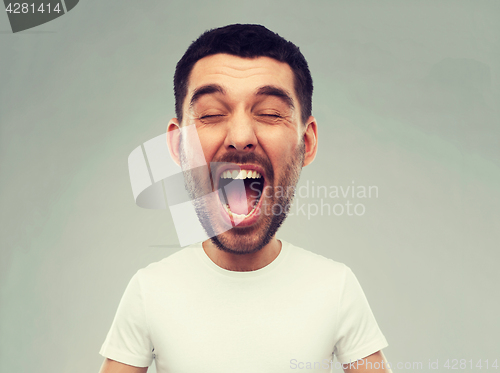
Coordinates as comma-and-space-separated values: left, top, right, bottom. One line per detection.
202, 237, 282, 272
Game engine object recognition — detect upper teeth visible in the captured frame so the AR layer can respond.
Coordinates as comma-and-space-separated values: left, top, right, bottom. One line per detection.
221, 170, 262, 179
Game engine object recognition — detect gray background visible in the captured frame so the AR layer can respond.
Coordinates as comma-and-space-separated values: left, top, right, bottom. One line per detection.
1, 1, 499, 372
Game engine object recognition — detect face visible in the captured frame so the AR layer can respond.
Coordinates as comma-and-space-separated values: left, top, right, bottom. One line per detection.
169, 54, 317, 254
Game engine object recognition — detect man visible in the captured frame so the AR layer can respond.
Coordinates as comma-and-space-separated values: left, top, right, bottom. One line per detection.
99, 24, 391, 373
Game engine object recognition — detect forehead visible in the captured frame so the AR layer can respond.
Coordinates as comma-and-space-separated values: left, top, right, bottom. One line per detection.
186, 54, 296, 102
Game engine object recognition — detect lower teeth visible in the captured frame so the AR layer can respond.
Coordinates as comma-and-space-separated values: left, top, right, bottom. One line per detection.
224, 204, 256, 219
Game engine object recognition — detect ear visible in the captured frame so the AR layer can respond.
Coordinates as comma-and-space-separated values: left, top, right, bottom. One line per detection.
167, 118, 181, 166
302, 116, 318, 167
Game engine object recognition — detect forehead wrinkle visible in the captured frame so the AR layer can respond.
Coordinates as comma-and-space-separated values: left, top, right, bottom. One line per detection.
187, 56, 298, 114
193, 69, 279, 83
193, 56, 292, 80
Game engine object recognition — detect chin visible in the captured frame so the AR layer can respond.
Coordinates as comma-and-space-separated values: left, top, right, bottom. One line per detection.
210, 231, 270, 255
209, 205, 287, 255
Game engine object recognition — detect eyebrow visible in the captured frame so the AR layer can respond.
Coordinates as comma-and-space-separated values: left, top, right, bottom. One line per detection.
255, 85, 295, 110
189, 84, 226, 108
188, 84, 295, 110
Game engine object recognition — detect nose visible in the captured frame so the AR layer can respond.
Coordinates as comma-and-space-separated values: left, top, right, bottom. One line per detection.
224, 111, 257, 152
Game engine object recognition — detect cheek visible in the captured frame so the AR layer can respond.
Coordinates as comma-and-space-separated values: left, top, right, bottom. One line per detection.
257, 131, 300, 162
198, 133, 224, 163
200, 142, 218, 164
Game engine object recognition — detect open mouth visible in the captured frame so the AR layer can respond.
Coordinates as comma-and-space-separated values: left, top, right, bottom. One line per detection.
216, 166, 266, 226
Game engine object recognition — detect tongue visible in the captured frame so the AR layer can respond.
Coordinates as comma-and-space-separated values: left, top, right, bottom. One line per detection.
224, 179, 249, 215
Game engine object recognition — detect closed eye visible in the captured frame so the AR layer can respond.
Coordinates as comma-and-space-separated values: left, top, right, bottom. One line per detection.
200, 114, 225, 119
259, 114, 283, 118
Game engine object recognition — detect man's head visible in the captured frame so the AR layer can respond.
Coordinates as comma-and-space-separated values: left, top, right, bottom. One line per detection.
167, 24, 318, 255
174, 24, 313, 126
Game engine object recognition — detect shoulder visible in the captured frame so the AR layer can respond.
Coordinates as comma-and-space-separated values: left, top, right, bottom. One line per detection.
283, 241, 350, 282
134, 245, 200, 284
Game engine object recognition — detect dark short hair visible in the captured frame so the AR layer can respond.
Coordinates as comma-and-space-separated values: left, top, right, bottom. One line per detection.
174, 24, 313, 125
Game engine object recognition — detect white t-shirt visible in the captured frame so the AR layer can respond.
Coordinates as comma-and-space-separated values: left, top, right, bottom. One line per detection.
100, 241, 388, 372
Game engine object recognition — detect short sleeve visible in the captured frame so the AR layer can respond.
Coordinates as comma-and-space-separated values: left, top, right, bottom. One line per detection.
99, 272, 154, 367
333, 266, 388, 364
